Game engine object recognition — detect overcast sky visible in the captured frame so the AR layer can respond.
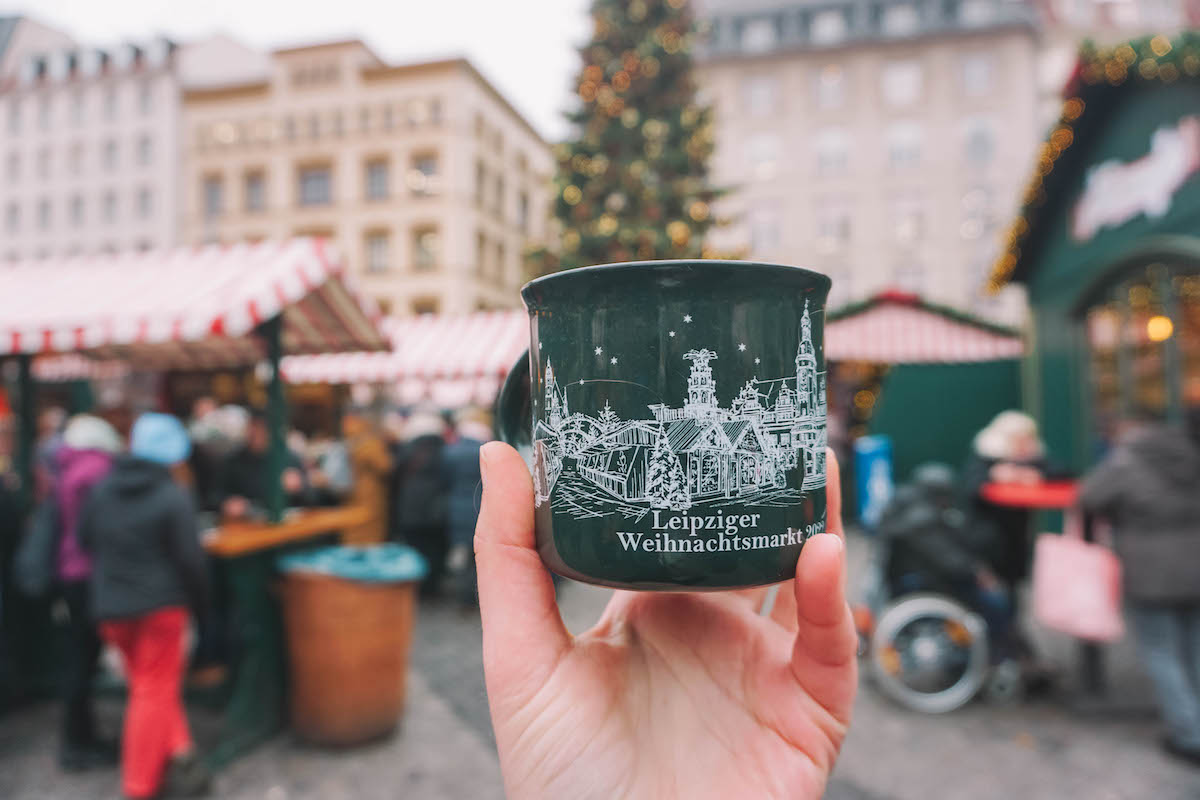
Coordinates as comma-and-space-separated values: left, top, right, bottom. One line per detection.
6, 0, 592, 140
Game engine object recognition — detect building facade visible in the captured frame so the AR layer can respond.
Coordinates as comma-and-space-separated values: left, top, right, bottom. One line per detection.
0, 35, 185, 260
694, 0, 1041, 321
180, 42, 552, 315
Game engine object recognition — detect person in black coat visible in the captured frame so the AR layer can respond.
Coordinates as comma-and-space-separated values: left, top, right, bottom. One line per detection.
442, 411, 492, 606
219, 412, 309, 520
391, 412, 449, 596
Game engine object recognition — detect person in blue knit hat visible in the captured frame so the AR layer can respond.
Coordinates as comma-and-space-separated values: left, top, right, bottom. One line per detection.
79, 413, 211, 798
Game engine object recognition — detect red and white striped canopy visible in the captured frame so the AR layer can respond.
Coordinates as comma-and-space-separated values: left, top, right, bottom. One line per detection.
826, 291, 1024, 364
0, 238, 386, 368
281, 310, 528, 406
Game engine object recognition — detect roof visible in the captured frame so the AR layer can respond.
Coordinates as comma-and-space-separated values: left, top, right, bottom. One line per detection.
988, 32, 1200, 291
826, 290, 1023, 363
666, 418, 731, 452
0, 238, 386, 368
282, 310, 528, 406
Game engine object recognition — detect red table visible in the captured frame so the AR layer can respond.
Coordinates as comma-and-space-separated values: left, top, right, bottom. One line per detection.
980, 480, 1079, 510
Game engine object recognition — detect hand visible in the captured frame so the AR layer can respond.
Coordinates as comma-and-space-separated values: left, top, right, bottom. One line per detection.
222, 496, 249, 520
281, 468, 303, 494
309, 468, 330, 489
474, 443, 856, 800
989, 462, 1019, 483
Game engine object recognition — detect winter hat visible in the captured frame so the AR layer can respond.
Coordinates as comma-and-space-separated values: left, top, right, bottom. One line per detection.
130, 413, 191, 465
62, 414, 123, 454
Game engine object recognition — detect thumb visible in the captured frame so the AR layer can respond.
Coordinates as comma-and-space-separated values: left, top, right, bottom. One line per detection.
475, 441, 571, 703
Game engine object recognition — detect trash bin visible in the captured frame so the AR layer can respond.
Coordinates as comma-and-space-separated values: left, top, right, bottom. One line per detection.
276, 544, 428, 746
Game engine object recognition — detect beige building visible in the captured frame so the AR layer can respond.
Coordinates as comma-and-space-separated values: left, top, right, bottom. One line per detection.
181, 41, 551, 316
695, 0, 1042, 321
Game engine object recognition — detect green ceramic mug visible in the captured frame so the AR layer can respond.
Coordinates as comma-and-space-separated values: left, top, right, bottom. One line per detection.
496, 260, 831, 591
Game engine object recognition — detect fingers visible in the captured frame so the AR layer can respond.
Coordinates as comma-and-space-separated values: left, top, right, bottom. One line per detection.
474, 442, 570, 699
825, 448, 844, 539
790, 533, 858, 724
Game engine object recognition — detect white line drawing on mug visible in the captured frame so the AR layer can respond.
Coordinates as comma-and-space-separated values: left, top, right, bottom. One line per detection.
532, 302, 827, 520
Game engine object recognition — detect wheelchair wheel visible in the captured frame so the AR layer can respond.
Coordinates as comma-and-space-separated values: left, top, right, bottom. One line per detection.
868, 593, 990, 714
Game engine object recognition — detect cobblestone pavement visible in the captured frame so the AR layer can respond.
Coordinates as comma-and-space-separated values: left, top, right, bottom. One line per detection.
3, 530, 1200, 799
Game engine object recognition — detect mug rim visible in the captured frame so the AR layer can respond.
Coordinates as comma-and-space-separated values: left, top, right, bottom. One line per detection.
521, 259, 832, 308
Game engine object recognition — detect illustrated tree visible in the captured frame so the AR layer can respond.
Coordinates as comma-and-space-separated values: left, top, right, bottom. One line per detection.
647, 424, 690, 509
535, 0, 723, 273
598, 400, 620, 432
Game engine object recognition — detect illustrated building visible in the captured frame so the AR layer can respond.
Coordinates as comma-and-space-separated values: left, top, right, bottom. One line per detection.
533, 310, 827, 512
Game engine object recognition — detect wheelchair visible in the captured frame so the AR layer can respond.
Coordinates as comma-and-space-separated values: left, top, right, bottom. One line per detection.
853, 524, 1022, 714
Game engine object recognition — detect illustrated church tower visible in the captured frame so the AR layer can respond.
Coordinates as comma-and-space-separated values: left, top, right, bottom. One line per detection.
795, 300, 819, 418
545, 358, 568, 428
683, 349, 721, 419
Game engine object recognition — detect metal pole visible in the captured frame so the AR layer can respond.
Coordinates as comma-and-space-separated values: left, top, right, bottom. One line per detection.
260, 316, 286, 524
15, 354, 35, 509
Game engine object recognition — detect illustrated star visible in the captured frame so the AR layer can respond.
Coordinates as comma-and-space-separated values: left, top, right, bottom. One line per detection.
754, 357, 761, 365
683, 314, 693, 323
738, 343, 747, 352
610, 356, 618, 365
669, 330, 676, 337
594, 346, 603, 356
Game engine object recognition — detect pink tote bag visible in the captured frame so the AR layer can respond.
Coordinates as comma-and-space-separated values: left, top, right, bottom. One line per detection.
1031, 514, 1124, 643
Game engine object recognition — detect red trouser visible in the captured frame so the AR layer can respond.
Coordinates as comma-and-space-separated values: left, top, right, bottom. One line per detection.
99, 607, 193, 799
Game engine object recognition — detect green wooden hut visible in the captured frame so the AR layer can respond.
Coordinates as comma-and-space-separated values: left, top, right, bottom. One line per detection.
989, 33, 1200, 471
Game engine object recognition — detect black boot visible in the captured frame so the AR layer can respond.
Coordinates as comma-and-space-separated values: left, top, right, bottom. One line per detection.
161, 753, 213, 797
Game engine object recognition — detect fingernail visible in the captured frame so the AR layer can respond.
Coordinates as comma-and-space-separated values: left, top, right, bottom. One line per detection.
479, 445, 489, 488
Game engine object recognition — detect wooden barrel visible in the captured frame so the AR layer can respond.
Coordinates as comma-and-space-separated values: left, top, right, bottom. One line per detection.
280, 571, 417, 745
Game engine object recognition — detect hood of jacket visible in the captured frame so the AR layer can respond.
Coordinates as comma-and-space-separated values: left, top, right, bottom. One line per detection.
1122, 423, 1200, 488
106, 455, 174, 496
57, 447, 115, 490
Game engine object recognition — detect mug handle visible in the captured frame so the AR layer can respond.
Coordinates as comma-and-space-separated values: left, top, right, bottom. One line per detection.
494, 350, 532, 449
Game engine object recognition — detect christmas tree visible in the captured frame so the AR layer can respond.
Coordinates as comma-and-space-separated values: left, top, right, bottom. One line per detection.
646, 424, 690, 510
537, 0, 722, 272
598, 400, 620, 432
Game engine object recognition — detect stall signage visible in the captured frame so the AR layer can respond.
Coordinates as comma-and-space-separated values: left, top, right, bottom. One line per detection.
1072, 116, 1200, 241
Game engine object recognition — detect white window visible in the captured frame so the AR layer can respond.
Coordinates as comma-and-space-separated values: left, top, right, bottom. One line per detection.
811, 10, 847, 45
5, 202, 18, 233
745, 134, 781, 181
891, 194, 924, 244
365, 159, 389, 201
960, 186, 993, 240
7, 99, 19, 133
202, 177, 223, 220
960, 0, 996, 26
816, 65, 846, 109
37, 198, 50, 230
741, 18, 777, 54
245, 172, 266, 212
408, 152, 439, 196
136, 135, 152, 166
964, 117, 995, 165
5, 152, 17, 181
962, 54, 994, 97
887, 122, 923, 169
366, 232, 390, 272
70, 91, 84, 125
748, 204, 782, 253
883, 3, 920, 36
138, 80, 153, 115
475, 160, 486, 206
69, 144, 83, 175
103, 140, 117, 171
137, 187, 152, 219
742, 76, 779, 118
412, 226, 440, 270
36, 148, 50, 178
518, 190, 530, 232
103, 86, 117, 121
494, 175, 506, 220
37, 97, 50, 130
815, 128, 849, 176
69, 195, 83, 226
816, 204, 851, 253
882, 60, 923, 107
298, 166, 332, 206
102, 191, 117, 224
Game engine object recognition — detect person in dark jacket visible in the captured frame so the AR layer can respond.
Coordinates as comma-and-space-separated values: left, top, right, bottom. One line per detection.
219, 411, 308, 520
80, 413, 211, 799
880, 463, 1012, 658
391, 411, 449, 596
1081, 418, 1200, 766
442, 410, 492, 607
54, 415, 122, 771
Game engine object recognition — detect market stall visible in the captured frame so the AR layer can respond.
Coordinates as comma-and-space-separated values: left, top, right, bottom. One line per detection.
0, 237, 389, 763
825, 289, 1025, 483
